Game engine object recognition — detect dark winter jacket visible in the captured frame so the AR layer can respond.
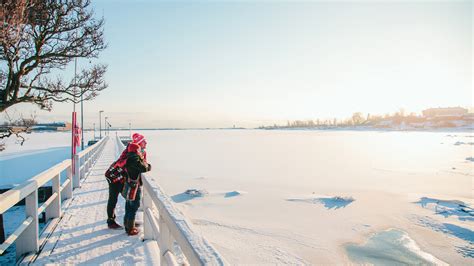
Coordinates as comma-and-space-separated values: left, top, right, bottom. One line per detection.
125, 143, 151, 186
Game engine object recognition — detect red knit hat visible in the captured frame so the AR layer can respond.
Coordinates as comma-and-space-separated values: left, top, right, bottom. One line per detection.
132, 133, 145, 145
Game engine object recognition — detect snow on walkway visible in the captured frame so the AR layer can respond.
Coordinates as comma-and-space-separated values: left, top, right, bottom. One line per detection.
33, 138, 160, 265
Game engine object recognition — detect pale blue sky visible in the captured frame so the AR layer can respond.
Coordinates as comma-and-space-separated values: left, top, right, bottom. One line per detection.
8, 0, 473, 128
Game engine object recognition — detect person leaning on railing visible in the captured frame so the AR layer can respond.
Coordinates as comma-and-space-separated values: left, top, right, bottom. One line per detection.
105, 143, 128, 229
122, 134, 152, 236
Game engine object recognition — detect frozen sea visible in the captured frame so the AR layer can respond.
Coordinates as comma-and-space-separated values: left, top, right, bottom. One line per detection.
144, 129, 473, 264
1, 129, 473, 264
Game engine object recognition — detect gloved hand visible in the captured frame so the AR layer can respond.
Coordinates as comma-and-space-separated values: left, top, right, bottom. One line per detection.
147, 163, 152, 171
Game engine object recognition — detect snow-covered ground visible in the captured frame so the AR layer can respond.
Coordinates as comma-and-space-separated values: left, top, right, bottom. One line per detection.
0, 131, 94, 188
33, 138, 159, 265
0, 131, 96, 264
1, 129, 473, 264
139, 129, 473, 264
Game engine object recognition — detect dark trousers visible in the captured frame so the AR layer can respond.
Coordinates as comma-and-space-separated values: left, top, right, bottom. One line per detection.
124, 186, 141, 222
107, 181, 124, 223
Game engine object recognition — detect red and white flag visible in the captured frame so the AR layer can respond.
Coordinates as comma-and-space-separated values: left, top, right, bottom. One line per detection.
71, 112, 81, 174
74, 123, 81, 147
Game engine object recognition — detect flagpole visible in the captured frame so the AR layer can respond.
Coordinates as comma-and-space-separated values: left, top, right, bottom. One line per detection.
72, 56, 77, 175
80, 64, 84, 149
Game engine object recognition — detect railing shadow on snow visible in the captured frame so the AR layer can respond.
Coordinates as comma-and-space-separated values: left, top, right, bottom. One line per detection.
0, 137, 108, 263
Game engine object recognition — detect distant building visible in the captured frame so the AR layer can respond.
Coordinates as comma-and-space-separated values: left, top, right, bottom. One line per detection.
32, 122, 72, 131
58, 122, 72, 131
463, 113, 474, 121
422, 107, 468, 118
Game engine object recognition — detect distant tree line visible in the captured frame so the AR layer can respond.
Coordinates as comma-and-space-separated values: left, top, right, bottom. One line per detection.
258, 109, 425, 129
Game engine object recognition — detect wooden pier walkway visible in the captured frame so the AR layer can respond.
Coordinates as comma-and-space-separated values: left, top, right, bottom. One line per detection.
1, 136, 225, 265
32, 138, 160, 265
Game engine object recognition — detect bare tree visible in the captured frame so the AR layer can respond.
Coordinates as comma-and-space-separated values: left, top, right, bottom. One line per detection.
0, 110, 37, 151
0, 0, 108, 113
0, 0, 30, 41
352, 112, 364, 125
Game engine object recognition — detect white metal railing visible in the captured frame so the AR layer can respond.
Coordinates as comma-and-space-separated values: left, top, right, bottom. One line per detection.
0, 136, 108, 261
74, 136, 108, 188
115, 136, 226, 265
114, 133, 128, 154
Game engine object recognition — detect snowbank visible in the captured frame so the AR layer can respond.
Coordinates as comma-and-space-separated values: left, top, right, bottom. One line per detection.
414, 197, 473, 221
286, 195, 355, 209
454, 141, 474, 145
345, 229, 447, 265
171, 189, 246, 203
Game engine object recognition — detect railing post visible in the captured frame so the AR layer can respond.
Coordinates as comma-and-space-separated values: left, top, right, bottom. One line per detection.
73, 154, 80, 188
16, 190, 39, 259
159, 215, 174, 265
84, 153, 89, 173
80, 156, 85, 180
46, 174, 61, 220
64, 165, 73, 200
85, 153, 89, 175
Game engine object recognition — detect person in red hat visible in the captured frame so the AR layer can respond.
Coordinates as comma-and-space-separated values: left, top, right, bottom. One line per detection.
122, 133, 151, 235
105, 146, 128, 229
105, 133, 150, 232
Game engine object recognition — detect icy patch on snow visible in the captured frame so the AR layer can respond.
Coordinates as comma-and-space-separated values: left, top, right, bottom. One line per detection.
345, 229, 447, 265
286, 195, 355, 209
211, 190, 246, 198
414, 197, 474, 222
171, 189, 246, 203
224, 191, 243, 198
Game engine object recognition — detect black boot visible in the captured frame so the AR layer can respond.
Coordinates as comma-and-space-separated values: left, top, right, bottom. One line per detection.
107, 218, 123, 229
123, 218, 129, 232
126, 219, 139, 236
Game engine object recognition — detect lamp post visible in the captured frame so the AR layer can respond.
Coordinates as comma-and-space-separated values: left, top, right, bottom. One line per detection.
99, 110, 104, 139
105, 117, 108, 136
80, 87, 84, 150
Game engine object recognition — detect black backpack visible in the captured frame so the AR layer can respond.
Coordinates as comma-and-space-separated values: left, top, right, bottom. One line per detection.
105, 162, 127, 184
